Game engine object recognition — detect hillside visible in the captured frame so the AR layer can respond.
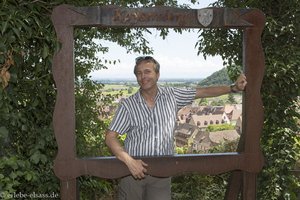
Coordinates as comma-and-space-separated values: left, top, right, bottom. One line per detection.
198, 67, 232, 86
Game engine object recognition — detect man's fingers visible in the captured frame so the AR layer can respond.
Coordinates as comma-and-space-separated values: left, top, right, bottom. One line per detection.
235, 74, 247, 91
142, 161, 148, 167
133, 172, 146, 180
130, 159, 148, 180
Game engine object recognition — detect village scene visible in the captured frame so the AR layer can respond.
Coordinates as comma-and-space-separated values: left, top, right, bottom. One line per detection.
175, 102, 241, 154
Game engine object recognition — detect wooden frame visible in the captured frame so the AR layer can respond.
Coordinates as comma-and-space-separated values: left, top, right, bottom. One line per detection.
51, 5, 265, 200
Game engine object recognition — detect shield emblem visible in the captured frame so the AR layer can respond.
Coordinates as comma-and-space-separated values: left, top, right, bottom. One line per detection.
197, 9, 213, 27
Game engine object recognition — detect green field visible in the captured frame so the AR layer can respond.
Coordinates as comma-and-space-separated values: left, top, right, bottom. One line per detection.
102, 84, 139, 97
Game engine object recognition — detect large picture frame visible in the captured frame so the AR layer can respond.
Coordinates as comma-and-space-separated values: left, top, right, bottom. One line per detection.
51, 5, 265, 199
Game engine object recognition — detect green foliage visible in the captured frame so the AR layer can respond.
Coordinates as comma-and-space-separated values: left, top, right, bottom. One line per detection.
0, 0, 61, 196
175, 146, 188, 154
209, 139, 239, 153
197, 0, 300, 199
206, 124, 235, 132
198, 67, 232, 86
75, 79, 112, 157
197, 97, 209, 106
0, 156, 36, 199
227, 93, 237, 104
210, 98, 225, 106
78, 176, 117, 200
127, 86, 134, 94
172, 173, 229, 200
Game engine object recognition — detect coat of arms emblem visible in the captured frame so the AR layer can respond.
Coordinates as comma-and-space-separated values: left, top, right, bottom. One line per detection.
197, 9, 213, 27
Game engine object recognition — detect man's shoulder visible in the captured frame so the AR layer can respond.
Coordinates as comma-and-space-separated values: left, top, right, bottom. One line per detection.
121, 91, 140, 104
158, 86, 174, 94
158, 86, 194, 97
159, 86, 193, 94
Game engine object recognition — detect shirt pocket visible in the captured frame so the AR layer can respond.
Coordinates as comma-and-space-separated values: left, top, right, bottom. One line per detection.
130, 115, 151, 133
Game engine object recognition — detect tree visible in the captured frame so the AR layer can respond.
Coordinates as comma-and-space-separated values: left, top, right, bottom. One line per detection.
198, 67, 232, 86
127, 86, 134, 94
227, 93, 237, 104
196, 0, 300, 199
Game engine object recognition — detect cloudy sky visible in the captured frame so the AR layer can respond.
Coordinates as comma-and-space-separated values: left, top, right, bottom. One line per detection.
90, 0, 222, 80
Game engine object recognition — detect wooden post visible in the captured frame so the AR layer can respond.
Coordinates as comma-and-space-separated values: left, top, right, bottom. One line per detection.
61, 179, 78, 200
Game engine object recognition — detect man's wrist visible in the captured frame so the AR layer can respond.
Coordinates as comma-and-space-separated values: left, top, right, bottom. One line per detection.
230, 83, 238, 93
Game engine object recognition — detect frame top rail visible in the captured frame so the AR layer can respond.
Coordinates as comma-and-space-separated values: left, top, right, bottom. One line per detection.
52, 5, 257, 28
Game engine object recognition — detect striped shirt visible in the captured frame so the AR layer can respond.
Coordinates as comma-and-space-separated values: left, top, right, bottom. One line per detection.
108, 86, 196, 156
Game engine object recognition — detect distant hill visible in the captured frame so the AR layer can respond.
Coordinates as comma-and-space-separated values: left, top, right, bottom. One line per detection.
198, 67, 232, 86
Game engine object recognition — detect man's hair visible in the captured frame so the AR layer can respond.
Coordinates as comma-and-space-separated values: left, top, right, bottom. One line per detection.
134, 56, 160, 75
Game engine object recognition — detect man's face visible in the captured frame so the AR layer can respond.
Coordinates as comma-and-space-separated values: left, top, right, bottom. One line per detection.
135, 61, 160, 91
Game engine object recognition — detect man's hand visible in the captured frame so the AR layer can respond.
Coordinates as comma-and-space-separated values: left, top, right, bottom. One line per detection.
125, 157, 148, 180
105, 130, 148, 179
233, 74, 247, 92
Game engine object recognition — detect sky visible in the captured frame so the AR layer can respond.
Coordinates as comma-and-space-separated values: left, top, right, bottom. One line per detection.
90, 0, 222, 80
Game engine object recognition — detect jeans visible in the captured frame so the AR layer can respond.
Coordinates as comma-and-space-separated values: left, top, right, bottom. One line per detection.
118, 175, 171, 200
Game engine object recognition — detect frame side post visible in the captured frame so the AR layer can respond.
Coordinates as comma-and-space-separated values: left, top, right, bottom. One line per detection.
242, 172, 257, 200
51, 4, 79, 198
242, 9, 265, 170
51, 4, 77, 161
224, 171, 242, 200
225, 9, 266, 200
241, 9, 266, 200
60, 179, 78, 200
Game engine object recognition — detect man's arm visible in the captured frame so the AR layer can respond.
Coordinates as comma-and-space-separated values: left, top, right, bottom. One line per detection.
195, 74, 247, 99
105, 130, 148, 179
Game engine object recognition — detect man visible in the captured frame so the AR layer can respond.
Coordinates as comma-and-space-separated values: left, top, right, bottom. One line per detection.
105, 56, 247, 200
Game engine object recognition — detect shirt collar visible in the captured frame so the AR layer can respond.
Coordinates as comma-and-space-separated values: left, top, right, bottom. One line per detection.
135, 86, 165, 103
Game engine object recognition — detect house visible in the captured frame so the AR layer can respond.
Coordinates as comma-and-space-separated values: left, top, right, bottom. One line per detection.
189, 113, 230, 131
175, 104, 242, 153
177, 105, 201, 124
224, 104, 242, 121
175, 123, 201, 147
231, 108, 242, 125
190, 129, 240, 153
209, 130, 240, 146
196, 106, 224, 115
191, 131, 211, 153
